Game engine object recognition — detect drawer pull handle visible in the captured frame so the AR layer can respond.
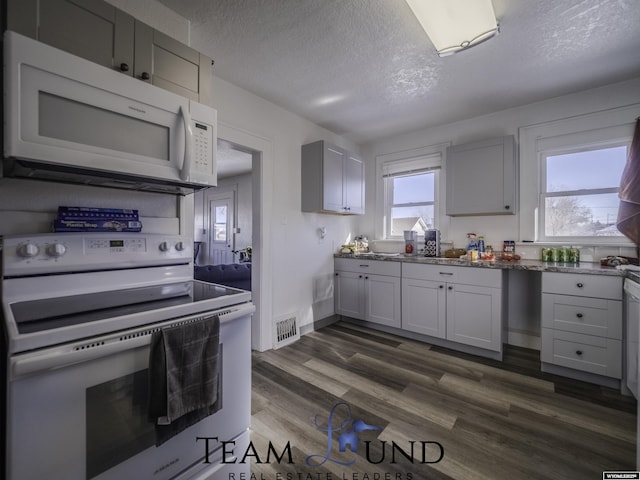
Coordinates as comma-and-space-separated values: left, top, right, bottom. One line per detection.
439, 272, 454, 276
576, 283, 584, 288
359, 265, 370, 268
576, 350, 583, 356
576, 313, 583, 318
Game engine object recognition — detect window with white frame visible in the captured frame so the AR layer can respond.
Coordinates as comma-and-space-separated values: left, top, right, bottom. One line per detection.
539, 141, 629, 242
381, 153, 441, 239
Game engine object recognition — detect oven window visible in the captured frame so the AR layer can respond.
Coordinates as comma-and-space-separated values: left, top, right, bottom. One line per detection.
85, 348, 223, 479
86, 369, 155, 479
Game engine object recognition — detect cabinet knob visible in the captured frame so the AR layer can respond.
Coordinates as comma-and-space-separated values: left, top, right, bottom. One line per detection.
365, 276, 369, 280
119, 62, 129, 72
576, 282, 584, 288
335, 272, 339, 276
448, 286, 453, 290
140, 72, 150, 80
359, 275, 363, 278
576, 350, 583, 356
439, 285, 444, 289
505, 205, 510, 210
576, 313, 583, 318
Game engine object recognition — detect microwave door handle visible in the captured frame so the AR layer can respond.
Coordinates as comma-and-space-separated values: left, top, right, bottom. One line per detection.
179, 105, 193, 181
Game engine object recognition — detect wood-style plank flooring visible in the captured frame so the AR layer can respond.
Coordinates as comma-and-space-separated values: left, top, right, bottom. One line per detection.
250, 321, 637, 480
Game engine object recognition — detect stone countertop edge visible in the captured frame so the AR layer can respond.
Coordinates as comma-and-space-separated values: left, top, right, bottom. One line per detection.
334, 253, 625, 277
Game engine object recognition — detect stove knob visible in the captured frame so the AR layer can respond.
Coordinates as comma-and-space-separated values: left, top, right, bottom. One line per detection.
159, 241, 170, 252
17, 243, 39, 258
47, 243, 67, 258
175, 241, 185, 252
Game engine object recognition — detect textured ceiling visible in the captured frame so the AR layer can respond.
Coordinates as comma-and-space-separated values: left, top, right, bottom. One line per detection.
159, 0, 640, 145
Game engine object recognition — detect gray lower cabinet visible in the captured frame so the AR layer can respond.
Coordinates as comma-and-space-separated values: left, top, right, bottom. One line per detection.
334, 259, 401, 328
446, 135, 517, 216
541, 272, 623, 380
8, 0, 212, 104
402, 263, 503, 352
302, 141, 365, 215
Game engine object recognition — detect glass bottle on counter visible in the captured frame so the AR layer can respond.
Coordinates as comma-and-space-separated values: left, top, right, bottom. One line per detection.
477, 236, 485, 255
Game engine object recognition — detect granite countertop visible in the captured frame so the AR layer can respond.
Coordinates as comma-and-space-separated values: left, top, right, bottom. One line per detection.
334, 252, 626, 277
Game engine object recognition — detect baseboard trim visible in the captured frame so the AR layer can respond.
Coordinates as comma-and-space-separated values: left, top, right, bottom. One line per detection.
300, 314, 340, 336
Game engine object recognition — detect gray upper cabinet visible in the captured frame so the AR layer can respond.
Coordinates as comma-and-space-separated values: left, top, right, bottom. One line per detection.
301, 141, 365, 215
134, 21, 212, 103
446, 135, 517, 216
8, 0, 135, 73
7, 0, 212, 104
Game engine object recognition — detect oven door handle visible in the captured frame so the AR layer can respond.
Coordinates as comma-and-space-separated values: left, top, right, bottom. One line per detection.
11, 334, 151, 379
10, 304, 255, 379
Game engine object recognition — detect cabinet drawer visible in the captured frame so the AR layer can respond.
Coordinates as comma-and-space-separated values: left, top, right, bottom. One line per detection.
541, 328, 621, 378
541, 272, 622, 300
541, 293, 622, 339
402, 263, 501, 288
335, 258, 401, 277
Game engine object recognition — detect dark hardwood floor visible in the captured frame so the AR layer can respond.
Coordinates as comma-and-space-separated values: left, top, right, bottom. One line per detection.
250, 321, 637, 479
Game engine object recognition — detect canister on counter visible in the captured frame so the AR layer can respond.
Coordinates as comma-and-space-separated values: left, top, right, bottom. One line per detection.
568, 247, 580, 263
541, 247, 553, 262
558, 246, 569, 263
503, 240, 515, 253
550, 247, 560, 262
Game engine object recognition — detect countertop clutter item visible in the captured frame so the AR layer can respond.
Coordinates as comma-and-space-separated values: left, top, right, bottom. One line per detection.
52, 206, 142, 233
444, 248, 467, 258
404, 230, 418, 256
354, 235, 369, 253
424, 229, 441, 257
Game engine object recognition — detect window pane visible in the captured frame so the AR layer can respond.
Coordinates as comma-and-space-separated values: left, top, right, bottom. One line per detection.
546, 146, 627, 192
393, 172, 434, 204
390, 205, 434, 236
544, 193, 623, 237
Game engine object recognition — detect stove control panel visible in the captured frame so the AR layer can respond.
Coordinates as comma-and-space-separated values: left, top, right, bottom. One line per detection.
3, 233, 193, 277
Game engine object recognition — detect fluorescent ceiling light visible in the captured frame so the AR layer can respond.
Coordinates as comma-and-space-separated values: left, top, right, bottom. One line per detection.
406, 0, 499, 57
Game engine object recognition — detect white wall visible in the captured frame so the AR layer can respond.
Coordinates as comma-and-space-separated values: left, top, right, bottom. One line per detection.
211, 76, 361, 337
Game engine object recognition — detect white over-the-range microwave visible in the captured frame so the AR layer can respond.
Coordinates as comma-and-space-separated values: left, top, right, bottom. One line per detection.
3, 31, 218, 195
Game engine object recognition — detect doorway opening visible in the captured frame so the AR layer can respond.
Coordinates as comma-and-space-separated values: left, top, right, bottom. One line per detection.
194, 130, 270, 351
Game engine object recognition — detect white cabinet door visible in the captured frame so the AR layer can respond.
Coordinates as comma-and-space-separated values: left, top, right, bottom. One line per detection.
365, 274, 401, 328
344, 151, 365, 214
446, 135, 516, 216
335, 271, 364, 320
323, 144, 347, 212
402, 278, 446, 338
446, 283, 502, 351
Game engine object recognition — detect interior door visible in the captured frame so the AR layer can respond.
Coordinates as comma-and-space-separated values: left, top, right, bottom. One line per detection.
208, 194, 235, 265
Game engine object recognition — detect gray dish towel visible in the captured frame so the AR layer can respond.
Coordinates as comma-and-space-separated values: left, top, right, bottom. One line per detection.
148, 315, 221, 446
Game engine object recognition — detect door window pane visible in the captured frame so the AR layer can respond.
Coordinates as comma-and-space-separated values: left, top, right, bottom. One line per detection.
214, 205, 227, 241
